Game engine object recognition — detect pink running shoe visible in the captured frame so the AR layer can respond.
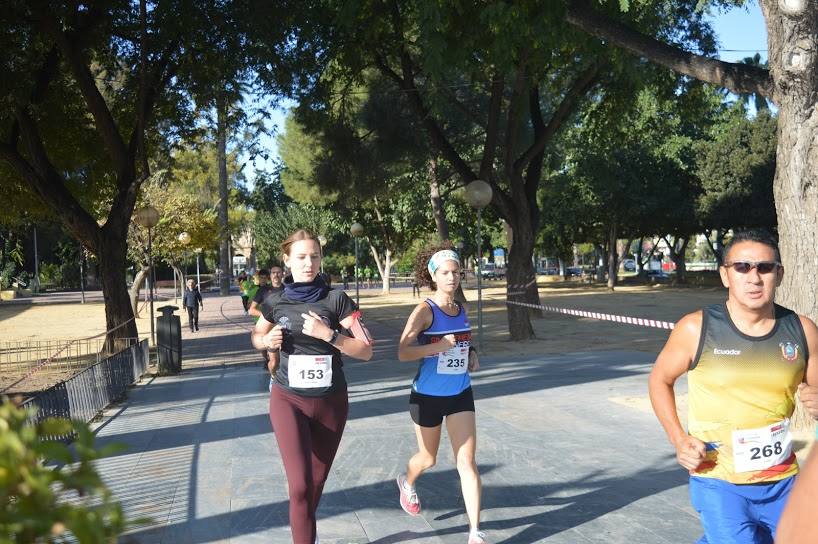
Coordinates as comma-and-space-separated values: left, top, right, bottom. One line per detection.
396, 473, 421, 516
468, 529, 489, 544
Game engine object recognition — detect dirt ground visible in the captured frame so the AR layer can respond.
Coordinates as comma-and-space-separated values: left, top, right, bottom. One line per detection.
359, 279, 727, 356
1, 279, 813, 456
1, 280, 726, 351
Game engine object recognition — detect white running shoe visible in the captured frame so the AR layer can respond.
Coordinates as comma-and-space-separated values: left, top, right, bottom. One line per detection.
468, 529, 489, 544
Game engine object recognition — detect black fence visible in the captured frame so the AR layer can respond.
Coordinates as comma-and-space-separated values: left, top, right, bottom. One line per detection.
20, 339, 149, 440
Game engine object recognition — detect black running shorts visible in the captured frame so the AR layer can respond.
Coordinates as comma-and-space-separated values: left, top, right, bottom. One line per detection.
409, 387, 475, 428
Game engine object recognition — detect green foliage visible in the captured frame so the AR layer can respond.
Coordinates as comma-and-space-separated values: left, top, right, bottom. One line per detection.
0, 399, 129, 543
248, 168, 290, 214
695, 104, 777, 230
0, 263, 16, 291
321, 253, 355, 277
166, 139, 249, 211
253, 203, 341, 265
277, 116, 334, 205
547, 84, 715, 250
128, 171, 220, 267
37, 263, 61, 289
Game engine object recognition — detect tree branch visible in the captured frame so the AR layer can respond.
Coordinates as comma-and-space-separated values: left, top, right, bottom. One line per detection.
566, 0, 773, 99
516, 62, 600, 171
40, 13, 132, 176
524, 84, 545, 205
128, 47, 179, 165
4, 110, 99, 247
374, 55, 476, 186
503, 56, 530, 179
438, 81, 488, 133
479, 74, 503, 180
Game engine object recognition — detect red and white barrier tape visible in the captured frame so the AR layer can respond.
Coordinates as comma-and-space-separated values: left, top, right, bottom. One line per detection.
505, 278, 537, 292
502, 299, 675, 330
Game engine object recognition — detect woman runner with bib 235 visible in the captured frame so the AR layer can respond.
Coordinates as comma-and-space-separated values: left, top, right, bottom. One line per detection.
396, 246, 489, 544
251, 229, 374, 544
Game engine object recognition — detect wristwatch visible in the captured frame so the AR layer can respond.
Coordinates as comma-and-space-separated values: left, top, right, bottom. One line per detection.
328, 329, 339, 345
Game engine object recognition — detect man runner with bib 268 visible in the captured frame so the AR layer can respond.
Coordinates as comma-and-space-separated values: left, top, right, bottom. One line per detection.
649, 229, 818, 544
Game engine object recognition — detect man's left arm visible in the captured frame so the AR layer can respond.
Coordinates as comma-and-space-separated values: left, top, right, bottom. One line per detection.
798, 316, 818, 418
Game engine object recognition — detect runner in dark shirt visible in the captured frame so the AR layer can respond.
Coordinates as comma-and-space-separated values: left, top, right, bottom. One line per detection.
250, 229, 374, 544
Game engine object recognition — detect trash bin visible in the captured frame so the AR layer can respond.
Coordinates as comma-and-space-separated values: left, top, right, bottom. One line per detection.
156, 305, 182, 374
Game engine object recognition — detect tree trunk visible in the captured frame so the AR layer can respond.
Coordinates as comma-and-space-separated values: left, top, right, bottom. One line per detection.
384, 249, 391, 294
216, 93, 231, 296
98, 232, 138, 353
619, 238, 632, 264
428, 158, 449, 241
426, 158, 467, 302
636, 237, 644, 274
715, 229, 726, 263
594, 243, 605, 282
702, 229, 727, 264
664, 235, 689, 284
129, 264, 150, 316
505, 214, 540, 339
607, 223, 618, 290
746, 2, 818, 319
368, 243, 392, 295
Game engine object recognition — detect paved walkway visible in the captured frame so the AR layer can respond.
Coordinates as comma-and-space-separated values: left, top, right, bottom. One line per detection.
92, 294, 700, 544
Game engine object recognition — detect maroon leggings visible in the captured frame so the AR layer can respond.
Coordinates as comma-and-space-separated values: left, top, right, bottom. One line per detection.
269, 385, 349, 544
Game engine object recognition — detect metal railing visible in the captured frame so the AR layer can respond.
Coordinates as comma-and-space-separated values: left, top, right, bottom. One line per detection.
0, 338, 106, 376
0, 337, 144, 394
19, 339, 149, 440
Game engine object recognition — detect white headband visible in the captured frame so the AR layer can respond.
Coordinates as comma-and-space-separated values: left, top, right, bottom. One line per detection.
427, 250, 460, 275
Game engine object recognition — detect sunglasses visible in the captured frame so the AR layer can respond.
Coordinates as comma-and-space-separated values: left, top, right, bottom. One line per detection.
723, 261, 781, 274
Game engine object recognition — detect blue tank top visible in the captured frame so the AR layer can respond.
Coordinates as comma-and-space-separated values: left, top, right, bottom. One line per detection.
413, 299, 472, 396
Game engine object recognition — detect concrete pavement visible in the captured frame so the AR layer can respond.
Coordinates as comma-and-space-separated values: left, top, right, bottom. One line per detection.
90, 293, 700, 543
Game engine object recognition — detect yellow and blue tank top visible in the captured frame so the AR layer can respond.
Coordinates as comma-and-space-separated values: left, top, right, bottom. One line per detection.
413, 299, 472, 396
688, 303, 807, 484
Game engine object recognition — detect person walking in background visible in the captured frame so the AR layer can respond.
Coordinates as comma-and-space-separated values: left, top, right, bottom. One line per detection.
182, 278, 203, 332
237, 271, 249, 314
249, 265, 284, 319
249, 266, 284, 372
250, 229, 374, 544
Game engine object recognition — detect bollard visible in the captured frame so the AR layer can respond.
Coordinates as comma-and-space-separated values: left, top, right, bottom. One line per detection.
156, 305, 182, 374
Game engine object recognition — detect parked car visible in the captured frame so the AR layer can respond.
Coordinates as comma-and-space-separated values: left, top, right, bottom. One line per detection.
479, 263, 505, 279
646, 269, 670, 281
622, 259, 636, 272
566, 266, 583, 277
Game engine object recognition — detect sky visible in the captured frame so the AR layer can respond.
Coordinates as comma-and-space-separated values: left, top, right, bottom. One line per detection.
248, 2, 769, 181
706, 2, 767, 62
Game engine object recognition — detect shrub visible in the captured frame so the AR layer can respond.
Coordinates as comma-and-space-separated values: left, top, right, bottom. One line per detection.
0, 399, 128, 543
0, 263, 16, 290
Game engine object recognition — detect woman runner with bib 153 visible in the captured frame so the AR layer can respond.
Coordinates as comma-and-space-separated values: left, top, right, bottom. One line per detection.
396, 246, 489, 544
251, 229, 374, 544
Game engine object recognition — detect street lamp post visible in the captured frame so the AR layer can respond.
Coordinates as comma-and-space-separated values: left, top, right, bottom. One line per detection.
33, 226, 40, 294
464, 180, 493, 351
134, 206, 160, 346
178, 232, 191, 291
79, 245, 86, 304
350, 223, 364, 307
195, 248, 202, 288
317, 235, 327, 275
